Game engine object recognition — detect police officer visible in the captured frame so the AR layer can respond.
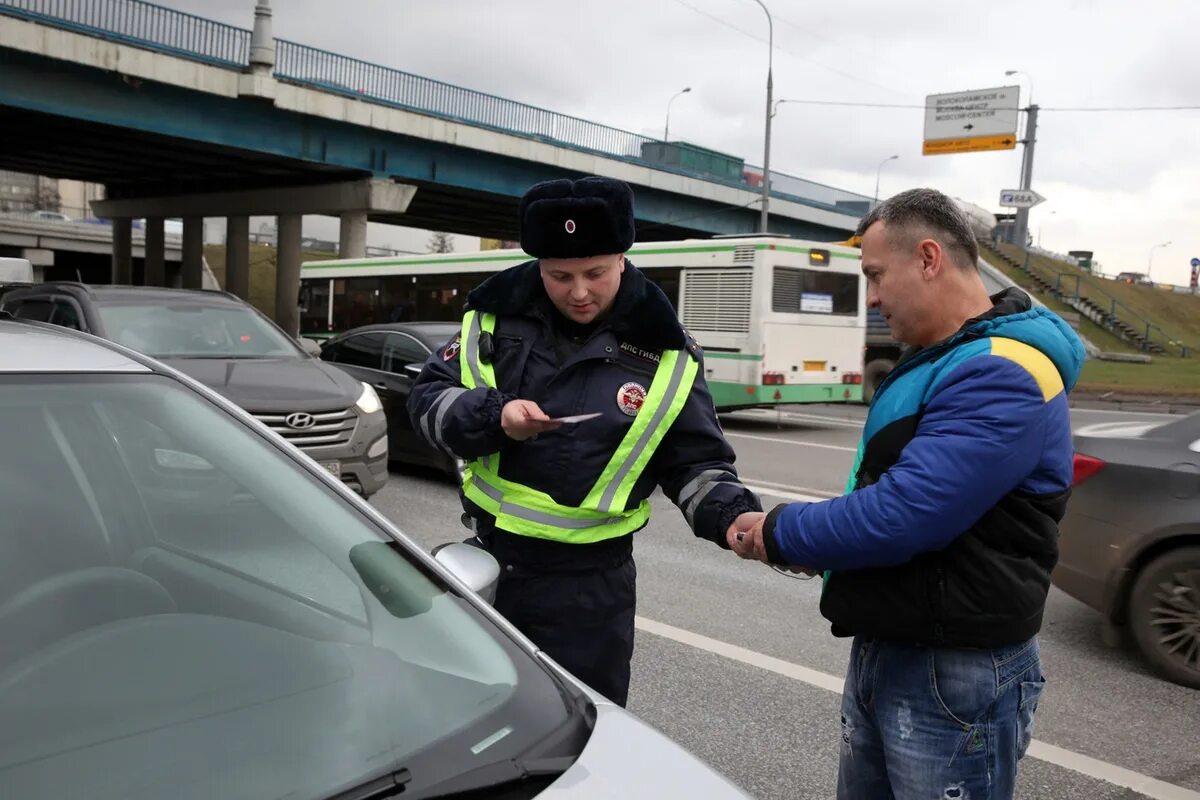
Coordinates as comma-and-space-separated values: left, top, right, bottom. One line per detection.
408, 176, 761, 707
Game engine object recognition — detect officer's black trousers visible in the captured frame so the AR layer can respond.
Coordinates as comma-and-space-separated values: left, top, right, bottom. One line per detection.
493, 556, 637, 707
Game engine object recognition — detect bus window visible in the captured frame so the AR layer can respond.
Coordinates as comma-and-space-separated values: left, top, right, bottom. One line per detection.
332, 278, 383, 331
639, 266, 682, 311
771, 267, 858, 316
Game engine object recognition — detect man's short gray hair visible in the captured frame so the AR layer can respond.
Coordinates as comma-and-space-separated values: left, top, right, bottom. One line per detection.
856, 188, 979, 270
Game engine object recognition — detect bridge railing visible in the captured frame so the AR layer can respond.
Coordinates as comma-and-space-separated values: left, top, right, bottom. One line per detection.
0, 0, 248, 67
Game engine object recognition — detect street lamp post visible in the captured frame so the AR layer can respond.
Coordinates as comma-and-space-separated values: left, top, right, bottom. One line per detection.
1148, 241, 1172, 282
874, 154, 898, 204
1005, 70, 1036, 247
748, 0, 773, 233
663, 87, 692, 142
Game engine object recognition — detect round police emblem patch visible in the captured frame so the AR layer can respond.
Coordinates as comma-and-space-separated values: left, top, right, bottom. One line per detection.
564, 219, 576, 234
617, 382, 646, 416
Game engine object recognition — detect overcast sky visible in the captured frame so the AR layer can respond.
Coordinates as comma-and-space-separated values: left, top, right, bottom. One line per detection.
165, 0, 1198, 283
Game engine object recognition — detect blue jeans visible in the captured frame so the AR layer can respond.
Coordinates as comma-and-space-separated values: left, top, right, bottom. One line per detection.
837, 636, 1045, 800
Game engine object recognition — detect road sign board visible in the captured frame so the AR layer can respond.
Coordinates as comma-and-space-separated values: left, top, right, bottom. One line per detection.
998, 189, 1046, 208
924, 85, 1020, 156
925, 86, 1020, 138
923, 134, 1018, 156
1191, 257, 1200, 268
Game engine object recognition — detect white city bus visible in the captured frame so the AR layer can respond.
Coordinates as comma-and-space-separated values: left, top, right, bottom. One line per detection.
299, 236, 865, 409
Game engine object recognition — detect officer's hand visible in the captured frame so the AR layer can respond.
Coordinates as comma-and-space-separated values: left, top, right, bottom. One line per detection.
727, 511, 767, 560
501, 399, 562, 442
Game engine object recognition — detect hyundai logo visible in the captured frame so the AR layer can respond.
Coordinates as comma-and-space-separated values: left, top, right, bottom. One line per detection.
285, 412, 316, 430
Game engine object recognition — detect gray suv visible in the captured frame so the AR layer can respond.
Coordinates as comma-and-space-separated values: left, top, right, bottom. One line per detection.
1, 283, 387, 497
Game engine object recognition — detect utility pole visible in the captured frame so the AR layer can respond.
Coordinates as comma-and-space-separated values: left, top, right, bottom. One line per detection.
1013, 103, 1038, 249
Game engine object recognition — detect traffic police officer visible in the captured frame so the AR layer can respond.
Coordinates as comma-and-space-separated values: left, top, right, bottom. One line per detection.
408, 176, 761, 706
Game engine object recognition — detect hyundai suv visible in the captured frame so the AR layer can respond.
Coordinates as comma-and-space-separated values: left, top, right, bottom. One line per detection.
1, 283, 387, 496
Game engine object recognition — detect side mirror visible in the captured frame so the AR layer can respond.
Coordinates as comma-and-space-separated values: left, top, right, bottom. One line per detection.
403, 363, 423, 379
297, 337, 323, 357
433, 542, 500, 604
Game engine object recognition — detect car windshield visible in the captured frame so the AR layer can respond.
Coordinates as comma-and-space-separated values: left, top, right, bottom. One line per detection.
95, 301, 303, 358
0, 374, 575, 800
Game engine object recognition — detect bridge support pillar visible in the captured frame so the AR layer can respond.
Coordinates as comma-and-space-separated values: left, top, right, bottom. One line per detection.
275, 214, 302, 337
144, 216, 166, 286
182, 216, 204, 289
339, 210, 367, 259
226, 215, 251, 300
112, 217, 132, 284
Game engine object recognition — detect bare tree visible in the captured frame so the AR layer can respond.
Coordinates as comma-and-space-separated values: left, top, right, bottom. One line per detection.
34, 181, 61, 212
427, 231, 455, 254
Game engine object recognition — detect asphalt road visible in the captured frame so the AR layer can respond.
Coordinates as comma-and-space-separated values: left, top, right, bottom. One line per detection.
373, 404, 1200, 800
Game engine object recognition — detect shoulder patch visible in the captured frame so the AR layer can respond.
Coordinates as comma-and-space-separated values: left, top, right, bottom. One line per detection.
988, 337, 1064, 402
441, 334, 462, 361
619, 341, 662, 364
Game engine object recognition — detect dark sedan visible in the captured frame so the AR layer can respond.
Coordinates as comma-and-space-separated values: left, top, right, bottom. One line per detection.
320, 322, 461, 476
1055, 412, 1200, 689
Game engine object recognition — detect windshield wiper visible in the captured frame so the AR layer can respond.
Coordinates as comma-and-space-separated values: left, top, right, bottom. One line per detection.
323, 756, 572, 800
325, 767, 412, 800
404, 756, 575, 800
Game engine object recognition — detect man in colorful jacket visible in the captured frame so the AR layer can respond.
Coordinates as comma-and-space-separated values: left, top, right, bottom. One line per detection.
730, 188, 1085, 799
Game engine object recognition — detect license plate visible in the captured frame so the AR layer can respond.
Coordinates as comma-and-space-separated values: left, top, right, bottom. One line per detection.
320, 460, 342, 478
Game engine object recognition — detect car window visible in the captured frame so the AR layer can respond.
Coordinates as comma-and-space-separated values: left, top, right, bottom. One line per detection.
50, 300, 83, 331
383, 332, 430, 372
329, 331, 387, 370
0, 374, 574, 800
94, 302, 303, 359
9, 298, 54, 322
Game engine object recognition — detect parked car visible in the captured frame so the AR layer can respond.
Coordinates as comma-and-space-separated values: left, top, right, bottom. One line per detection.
1055, 413, 1200, 688
0, 318, 750, 799
1, 283, 387, 497
320, 322, 462, 477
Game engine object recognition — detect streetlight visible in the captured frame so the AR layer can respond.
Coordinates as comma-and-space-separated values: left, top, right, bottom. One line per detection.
663, 87, 691, 142
1148, 241, 1172, 282
874, 154, 898, 204
1004, 69, 1037, 247
1037, 210, 1056, 248
1004, 69, 1034, 105
747, 0, 773, 233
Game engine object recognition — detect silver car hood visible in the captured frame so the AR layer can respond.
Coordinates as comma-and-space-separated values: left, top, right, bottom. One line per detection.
539, 703, 750, 799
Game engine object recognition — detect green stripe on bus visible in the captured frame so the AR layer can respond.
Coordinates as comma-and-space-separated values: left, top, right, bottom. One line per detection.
703, 352, 763, 361
708, 381, 862, 408
305, 253, 529, 269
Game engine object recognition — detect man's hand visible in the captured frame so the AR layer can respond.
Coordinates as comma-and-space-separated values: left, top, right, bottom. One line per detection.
501, 399, 562, 442
726, 511, 766, 560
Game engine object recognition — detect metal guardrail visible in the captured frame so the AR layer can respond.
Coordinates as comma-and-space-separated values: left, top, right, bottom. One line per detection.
0, 0, 875, 216
0, 0, 248, 67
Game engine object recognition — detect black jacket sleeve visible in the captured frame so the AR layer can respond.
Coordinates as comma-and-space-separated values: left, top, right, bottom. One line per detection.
652, 359, 762, 548
406, 332, 515, 460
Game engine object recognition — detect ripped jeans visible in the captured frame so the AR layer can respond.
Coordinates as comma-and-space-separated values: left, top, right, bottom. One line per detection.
837, 636, 1045, 800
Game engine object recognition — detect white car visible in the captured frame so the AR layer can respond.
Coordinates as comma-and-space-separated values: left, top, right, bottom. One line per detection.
0, 318, 750, 800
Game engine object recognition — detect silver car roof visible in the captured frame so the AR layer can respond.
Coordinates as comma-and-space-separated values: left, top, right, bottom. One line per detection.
0, 319, 151, 373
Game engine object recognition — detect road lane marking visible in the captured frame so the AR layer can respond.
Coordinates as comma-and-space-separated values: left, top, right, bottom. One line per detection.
725, 432, 857, 452
635, 616, 1200, 800
744, 484, 834, 504
743, 478, 839, 498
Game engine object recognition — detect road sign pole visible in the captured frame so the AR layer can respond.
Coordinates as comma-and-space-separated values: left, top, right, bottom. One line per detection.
1014, 103, 1038, 248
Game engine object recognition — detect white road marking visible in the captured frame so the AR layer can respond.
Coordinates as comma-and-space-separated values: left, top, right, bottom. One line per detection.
743, 477, 839, 498
1070, 407, 1179, 418
744, 483, 835, 504
635, 617, 1200, 800
725, 431, 857, 453
731, 409, 867, 429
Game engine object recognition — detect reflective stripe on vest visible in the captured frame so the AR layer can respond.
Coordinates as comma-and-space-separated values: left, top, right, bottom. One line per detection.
457, 310, 698, 543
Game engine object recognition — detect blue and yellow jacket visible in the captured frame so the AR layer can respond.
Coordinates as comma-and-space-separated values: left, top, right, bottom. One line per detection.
763, 289, 1086, 647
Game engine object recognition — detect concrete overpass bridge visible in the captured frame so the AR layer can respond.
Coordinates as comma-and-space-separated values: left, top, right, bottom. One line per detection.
0, 0, 874, 333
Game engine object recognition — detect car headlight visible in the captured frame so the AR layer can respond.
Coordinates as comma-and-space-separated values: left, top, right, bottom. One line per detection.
356, 382, 382, 415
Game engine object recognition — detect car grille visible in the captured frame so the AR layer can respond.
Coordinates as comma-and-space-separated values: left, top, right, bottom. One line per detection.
252, 408, 357, 449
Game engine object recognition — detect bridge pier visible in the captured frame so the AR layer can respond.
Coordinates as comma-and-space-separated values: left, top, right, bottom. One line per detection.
182, 217, 204, 289
144, 216, 165, 286
275, 214, 302, 337
226, 215, 251, 300
112, 217, 132, 284
339, 210, 368, 259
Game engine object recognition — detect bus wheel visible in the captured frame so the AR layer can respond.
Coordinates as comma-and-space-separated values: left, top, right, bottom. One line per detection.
862, 359, 895, 405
